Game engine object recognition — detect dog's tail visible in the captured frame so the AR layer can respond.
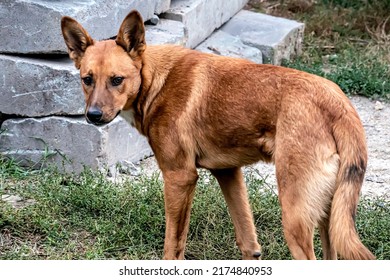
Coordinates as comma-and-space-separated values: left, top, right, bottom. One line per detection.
330, 101, 375, 260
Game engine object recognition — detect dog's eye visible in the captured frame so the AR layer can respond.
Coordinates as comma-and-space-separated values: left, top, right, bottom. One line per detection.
111, 77, 124, 86
82, 76, 93, 86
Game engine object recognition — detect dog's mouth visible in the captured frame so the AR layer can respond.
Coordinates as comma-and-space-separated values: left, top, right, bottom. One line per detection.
85, 118, 109, 126
85, 110, 121, 126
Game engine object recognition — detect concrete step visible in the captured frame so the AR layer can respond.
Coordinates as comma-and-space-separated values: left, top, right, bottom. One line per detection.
0, 55, 83, 117
0, 0, 172, 54
145, 19, 187, 46
195, 30, 262, 63
0, 116, 152, 174
221, 10, 305, 65
162, 0, 248, 48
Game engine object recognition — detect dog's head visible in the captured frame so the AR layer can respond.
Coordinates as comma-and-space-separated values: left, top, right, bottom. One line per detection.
61, 10, 145, 125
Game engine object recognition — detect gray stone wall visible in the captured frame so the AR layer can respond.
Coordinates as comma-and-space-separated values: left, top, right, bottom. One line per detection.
0, 0, 172, 54
0, 0, 304, 174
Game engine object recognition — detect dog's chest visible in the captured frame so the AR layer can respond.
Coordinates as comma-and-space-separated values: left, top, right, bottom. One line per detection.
120, 109, 136, 126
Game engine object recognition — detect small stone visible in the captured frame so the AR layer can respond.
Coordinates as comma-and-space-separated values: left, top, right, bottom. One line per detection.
375, 101, 384, 111
148, 15, 160, 25
117, 160, 141, 176
1, 194, 35, 209
1, 194, 23, 203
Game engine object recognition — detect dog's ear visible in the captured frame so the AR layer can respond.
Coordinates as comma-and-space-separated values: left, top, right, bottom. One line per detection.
116, 10, 146, 58
61, 16, 93, 69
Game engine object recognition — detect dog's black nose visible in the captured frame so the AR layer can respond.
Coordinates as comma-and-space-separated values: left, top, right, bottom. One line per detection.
86, 106, 103, 124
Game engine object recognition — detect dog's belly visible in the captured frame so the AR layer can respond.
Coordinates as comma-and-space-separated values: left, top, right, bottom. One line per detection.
195, 135, 274, 169
196, 149, 271, 169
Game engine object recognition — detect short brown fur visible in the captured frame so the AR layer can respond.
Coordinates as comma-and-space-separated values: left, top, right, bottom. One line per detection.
61, 11, 375, 260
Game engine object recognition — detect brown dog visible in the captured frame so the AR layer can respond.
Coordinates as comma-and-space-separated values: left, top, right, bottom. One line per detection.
61, 10, 375, 260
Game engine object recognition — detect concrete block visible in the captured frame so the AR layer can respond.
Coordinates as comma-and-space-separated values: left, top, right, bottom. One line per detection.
162, 0, 248, 48
155, 0, 171, 14
0, 54, 84, 117
196, 30, 262, 63
0, 116, 152, 173
0, 0, 172, 54
145, 19, 187, 46
221, 10, 305, 65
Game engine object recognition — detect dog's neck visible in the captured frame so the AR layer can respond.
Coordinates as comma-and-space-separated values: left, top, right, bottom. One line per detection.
133, 44, 190, 133
140, 44, 189, 100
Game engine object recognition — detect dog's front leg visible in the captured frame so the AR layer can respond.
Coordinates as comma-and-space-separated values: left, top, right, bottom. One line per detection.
161, 169, 198, 260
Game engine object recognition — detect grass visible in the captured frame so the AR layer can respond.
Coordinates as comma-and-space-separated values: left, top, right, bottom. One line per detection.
247, 0, 390, 99
1, 161, 389, 260
286, 50, 390, 98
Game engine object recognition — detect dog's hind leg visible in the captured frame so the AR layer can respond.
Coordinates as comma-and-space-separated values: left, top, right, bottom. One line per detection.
211, 167, 262, 260
319, 217, 338, 260
274, 139, 339, 260
274, 102, 341, 259
277, 182, 317, 260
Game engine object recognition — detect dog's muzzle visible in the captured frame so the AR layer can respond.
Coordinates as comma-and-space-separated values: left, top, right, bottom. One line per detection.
85, 106, 121, 126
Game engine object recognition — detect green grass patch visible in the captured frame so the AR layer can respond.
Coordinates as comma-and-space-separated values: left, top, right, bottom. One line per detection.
248, 0, 390, 99
1, 164, 389, 260
284, 49, 390, 99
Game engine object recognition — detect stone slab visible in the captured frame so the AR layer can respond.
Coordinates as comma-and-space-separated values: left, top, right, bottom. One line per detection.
221, 10, 305, 65
145, 19, 187, 46
0, 54, 84, 117
162, 0, 248, 48
0, 116, 152, 173
155, 0, 172, 14
196, 30, 262, 63
0, 0, 172, 54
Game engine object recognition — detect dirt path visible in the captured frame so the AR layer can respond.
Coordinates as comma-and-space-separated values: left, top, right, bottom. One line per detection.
138, 96, 390, 200
351, 96, 390, 199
